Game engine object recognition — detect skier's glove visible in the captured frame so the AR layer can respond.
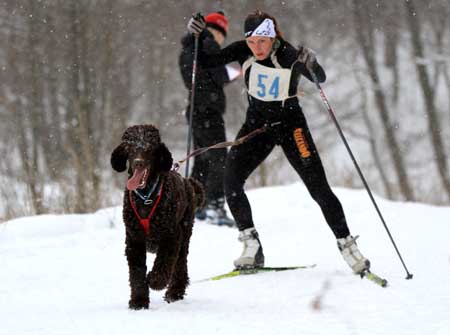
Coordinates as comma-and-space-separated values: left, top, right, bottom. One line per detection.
297, 46, 317, 71
187, 13, 206, 35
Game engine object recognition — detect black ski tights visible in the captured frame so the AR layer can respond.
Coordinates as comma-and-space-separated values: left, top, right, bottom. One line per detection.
224, 123, 351, 239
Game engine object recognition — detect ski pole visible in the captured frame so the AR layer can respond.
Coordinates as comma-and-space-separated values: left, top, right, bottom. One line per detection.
185, 30, 200, 178
308, 68, 413, 280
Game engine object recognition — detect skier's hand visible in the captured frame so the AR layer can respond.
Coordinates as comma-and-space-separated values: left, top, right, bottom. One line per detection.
297, 46, 317, 71
187, 13, 206, 35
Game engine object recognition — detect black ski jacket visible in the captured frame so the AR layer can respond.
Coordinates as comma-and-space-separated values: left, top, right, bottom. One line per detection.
196, 37, 326, 134
179, 30, 230, 116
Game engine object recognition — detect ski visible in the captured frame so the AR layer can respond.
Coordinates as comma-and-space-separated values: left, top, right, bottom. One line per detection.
361, 270, 388, 287
195, 264, 317, 283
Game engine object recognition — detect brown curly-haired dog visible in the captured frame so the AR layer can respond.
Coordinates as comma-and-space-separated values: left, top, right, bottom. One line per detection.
111, 124, 204, 309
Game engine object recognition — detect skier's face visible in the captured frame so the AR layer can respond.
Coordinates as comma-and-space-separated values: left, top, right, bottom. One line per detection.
246, 36, 274, 60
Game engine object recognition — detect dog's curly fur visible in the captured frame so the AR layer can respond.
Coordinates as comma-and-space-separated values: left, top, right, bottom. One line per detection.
111, 124, 204, 309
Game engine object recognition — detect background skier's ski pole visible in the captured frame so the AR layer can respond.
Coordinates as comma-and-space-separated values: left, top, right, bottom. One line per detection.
185, 31, 200, 178
308, 68, 413, 280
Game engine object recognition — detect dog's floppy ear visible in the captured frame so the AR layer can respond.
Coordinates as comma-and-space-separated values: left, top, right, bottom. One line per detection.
111, 143, 128, 172
154, 142, 173, 172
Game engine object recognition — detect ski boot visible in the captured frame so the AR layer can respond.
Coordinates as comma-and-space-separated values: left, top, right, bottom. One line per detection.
233, 227, 265, 269
205, 198, 236, 227
337, 235, 370, 274
195, 207, 207, 221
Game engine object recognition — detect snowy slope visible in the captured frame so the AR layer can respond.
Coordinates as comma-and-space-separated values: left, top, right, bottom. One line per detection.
1, 183, 450, 335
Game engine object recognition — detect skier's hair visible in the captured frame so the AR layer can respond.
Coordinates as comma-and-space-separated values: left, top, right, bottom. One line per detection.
245, 10, 283, 39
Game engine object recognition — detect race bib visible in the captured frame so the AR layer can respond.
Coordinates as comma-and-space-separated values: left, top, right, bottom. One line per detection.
248, 62, 291, 101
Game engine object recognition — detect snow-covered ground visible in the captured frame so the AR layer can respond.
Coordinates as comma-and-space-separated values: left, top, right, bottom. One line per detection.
1, 183, 449, 335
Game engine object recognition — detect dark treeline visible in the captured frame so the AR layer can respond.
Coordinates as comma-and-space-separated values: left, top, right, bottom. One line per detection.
1, 0, 449, 220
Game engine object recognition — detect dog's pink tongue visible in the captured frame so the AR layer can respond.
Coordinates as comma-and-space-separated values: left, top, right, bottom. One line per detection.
127, 169, 146, 191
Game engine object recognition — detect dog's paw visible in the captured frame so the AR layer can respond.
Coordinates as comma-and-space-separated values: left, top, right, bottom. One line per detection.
147, 271, 168, 291
128, 297, 149, 310
164, 291, 185, 303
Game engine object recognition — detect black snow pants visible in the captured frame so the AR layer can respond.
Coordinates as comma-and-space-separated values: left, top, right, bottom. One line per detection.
189, 106, 227, 205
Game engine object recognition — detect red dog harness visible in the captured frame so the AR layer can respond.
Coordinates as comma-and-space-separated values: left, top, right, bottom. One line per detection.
128, 181, 164, 235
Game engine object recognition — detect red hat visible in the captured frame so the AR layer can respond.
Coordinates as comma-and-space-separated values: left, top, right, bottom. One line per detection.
205, 12, 228, 37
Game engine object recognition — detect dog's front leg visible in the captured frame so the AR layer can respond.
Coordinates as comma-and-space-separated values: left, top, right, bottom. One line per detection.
125, 234, 149, 309
147, 235, 181, 291
165, 220, 193, 303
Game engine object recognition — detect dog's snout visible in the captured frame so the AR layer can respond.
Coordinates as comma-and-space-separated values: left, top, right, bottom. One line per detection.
133, 159, 145, 170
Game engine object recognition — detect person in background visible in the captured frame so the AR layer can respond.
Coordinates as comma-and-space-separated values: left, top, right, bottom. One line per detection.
179, 11, 238, 227
186, 10, 371, 274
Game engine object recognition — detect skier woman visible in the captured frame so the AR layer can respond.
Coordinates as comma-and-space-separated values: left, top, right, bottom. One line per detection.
187, 10, 371, 274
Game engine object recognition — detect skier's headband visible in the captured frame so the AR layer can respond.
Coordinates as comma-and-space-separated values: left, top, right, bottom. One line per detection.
244, 18, 276, 38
